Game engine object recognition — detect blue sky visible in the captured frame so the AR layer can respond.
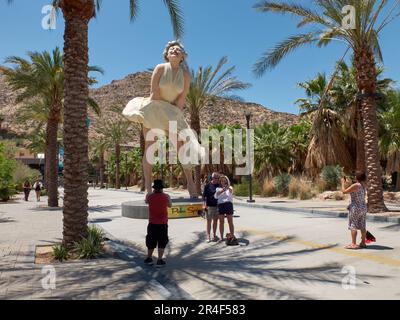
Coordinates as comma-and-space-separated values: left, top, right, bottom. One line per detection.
1, 0, 400, 115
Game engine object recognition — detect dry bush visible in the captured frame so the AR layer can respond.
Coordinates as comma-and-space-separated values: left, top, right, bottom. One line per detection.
262, 178, 276, 197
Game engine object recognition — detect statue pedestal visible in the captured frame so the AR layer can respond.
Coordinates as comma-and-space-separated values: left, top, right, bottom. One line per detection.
122, 198, 203, 220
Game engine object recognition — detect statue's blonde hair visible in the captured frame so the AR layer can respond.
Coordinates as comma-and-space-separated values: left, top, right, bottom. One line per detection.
163, 40, 187, 64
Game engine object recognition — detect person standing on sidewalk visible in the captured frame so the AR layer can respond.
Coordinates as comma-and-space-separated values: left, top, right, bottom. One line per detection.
202, 172, 220, 243
33, 179, 43, 202
341, 172, 368, 250
144, 180, 172, 267
215, 175, 235, 242
22, 180, 31, 201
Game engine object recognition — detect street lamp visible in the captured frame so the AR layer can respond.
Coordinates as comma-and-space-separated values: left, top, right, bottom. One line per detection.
245, 111, 255, 203
125, 153, 128, 190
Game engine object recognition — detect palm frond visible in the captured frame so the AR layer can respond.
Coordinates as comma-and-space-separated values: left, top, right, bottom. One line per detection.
253, 32, 318, 77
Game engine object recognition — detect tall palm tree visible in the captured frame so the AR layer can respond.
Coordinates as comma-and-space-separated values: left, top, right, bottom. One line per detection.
253, 0, 400, 212
2, 48, 101, 208
331, 60, 393, 172
186, 57, 250, 192
51, 0, 184, 246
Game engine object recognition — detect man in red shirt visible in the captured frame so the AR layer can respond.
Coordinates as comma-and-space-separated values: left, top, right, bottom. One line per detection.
144, 180, 172, 267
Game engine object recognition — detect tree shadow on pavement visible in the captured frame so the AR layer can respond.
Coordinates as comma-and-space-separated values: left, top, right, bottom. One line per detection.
109, 232, 388, 300
1, 231, 390, 301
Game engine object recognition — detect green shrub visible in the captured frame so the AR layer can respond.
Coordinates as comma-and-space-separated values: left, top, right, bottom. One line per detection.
53, 244, 69, 262
233, 181, 261, 197
274, 173, 291, 196
320, 166, 343, 191
0, 143, 16, 201
12, 162, 41, 191
40, 189, 47, 197
73, 226, 105, 259
0, 186, 14, 202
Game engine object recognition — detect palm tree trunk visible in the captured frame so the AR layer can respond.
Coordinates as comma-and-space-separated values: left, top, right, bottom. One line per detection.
61, 1, 94, 246
354, 48, 387, 213
45, 109, 60, 207
190, 109, 202, 194
115, 143, 121, 189
356, 106, 366, 172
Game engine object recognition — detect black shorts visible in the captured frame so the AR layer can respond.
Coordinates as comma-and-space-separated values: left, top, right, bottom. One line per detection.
146, 224, 169, 249
218, 202, 234, 215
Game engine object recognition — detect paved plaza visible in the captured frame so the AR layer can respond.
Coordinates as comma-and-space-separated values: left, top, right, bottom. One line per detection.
0, 188, 400, 300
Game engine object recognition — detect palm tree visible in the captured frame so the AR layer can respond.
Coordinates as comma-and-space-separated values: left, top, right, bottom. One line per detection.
296, 73, 354, 175
331, 61, 393, 172
254, 122, 292, 179
379, 90, 400, 191
253, 0, 400, 212
3, 49, 63, 207
2, 48, 101, 208
50, 0, 184, 246
287, 119, 311, 174
95, 107, 134, 190
186, 57, 250, 192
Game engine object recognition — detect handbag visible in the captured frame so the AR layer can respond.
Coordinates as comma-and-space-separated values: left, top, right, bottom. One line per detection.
366, 231, 376, 244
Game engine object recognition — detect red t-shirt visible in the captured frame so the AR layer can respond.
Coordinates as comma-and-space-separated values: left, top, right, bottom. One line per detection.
147, 192, 170, 225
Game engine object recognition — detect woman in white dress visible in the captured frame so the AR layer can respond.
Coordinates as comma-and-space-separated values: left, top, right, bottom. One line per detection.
123, 41, 203, 198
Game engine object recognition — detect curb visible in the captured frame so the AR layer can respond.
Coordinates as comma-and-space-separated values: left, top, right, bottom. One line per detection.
233, 201, 400, 224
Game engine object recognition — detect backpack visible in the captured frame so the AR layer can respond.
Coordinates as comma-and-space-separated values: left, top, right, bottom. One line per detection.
225, 233, 239, 246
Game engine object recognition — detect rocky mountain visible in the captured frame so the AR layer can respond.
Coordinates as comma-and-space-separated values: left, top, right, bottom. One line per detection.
88, 72, 299, 139
1, 69, 299, 145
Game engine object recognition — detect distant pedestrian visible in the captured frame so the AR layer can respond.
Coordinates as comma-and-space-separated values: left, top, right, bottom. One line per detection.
33, 180, 43, 202
23, 180, 31, 201
341, 172, 368, 249
144, 180, 172, 267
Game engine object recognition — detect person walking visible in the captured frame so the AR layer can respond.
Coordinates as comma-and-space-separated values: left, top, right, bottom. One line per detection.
144, 180, 172, 267
341, 172, 368, 249
33, 180, 43, 202
23, 180, 31, 201
202, 172, 220, 243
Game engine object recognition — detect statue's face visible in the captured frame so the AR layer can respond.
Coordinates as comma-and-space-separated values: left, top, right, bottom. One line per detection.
167, 45, 184, 63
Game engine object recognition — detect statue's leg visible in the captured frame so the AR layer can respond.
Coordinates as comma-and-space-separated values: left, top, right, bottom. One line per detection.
142, 127, 154, 195
166, 130, 197, 198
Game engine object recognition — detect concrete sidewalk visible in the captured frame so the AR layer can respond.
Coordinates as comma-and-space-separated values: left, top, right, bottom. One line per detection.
0, 193, 179, 300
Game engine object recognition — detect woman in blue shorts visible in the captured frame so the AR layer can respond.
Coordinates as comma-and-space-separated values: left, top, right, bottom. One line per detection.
214, 175, 235, 241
